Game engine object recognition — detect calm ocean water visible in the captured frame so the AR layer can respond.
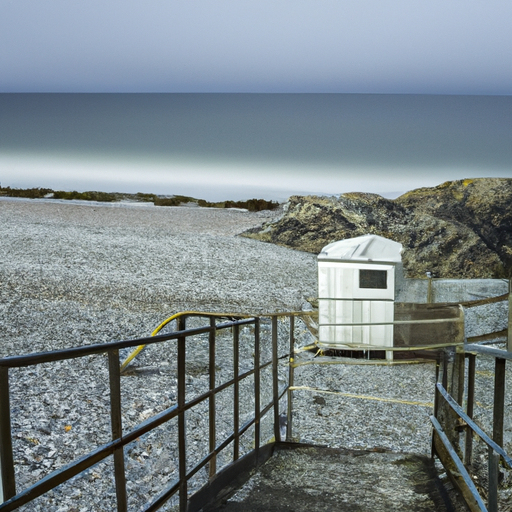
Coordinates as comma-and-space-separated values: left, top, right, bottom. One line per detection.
0, 94, 511, 200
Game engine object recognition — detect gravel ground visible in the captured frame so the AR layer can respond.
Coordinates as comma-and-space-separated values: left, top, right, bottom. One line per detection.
0, 198, 510, 511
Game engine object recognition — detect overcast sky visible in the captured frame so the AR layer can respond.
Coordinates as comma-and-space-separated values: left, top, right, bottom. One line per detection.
1, 0, 512, 94
0, 1, 511, 199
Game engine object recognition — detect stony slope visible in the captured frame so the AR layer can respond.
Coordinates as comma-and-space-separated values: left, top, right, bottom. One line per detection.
243, 178, 512, 278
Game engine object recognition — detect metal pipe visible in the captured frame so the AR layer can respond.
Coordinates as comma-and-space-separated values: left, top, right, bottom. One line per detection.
488, 448, 499, 512
177, 317, 187, 512
436, 383, 512, 467
233, 324, 240, 461
272, 316, 280, 443
465, 344, 512, 361
493, 358, 506, 455
508, 278, 512, 352
254, 318, 261, 457
108, 350, 127, 512
208, 317, 217, 479
0, 367, 15, 503
287, 315, 295, 442
431, 352, 440, 460
430, 415, 487, 512
465, 353, 476, 467
0, 319, 254, 369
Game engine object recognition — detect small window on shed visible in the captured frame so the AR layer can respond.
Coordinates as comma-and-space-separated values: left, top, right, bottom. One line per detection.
359, 269, 387, 289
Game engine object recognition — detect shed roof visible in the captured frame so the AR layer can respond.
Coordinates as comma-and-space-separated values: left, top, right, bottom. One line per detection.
318, 234, 402, 263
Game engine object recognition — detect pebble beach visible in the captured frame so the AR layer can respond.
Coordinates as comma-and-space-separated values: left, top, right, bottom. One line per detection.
0, 198, 509, 511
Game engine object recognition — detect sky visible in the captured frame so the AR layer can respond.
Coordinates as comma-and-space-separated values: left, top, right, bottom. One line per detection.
1, 1, 511, 200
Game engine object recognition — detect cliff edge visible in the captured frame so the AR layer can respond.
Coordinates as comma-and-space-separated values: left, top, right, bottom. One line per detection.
243, 178, 512, 278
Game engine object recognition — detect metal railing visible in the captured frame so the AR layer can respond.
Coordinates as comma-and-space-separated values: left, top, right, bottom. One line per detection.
431, 343, 511, 512
1, 298, 510, 511
0, 312, 304, 512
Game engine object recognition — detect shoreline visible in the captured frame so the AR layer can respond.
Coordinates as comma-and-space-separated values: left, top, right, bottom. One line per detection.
0, 195, 255, 211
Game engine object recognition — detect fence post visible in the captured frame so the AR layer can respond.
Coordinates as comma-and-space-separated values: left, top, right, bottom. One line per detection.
177, 316, 187, 512
464, 353, 476, 467
431, 351, 441, 459
286, 316, 295, 442
272, 316, 280, 444
208, 317, 217, 479
233, 323, 240, 461
0, 367, 15, 503
108, 350, 127, 512
493, 358, 506, 459
436, 347, 464, 458
254, 317, 261, 458
488, 449, 499, 512
508, 279, 512, 352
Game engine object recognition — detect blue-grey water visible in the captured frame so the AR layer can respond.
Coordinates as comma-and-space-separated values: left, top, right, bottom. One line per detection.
0, 94, 511, 200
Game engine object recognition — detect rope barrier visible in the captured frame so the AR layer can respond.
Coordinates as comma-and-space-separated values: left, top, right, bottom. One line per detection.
289, 386, 433, 407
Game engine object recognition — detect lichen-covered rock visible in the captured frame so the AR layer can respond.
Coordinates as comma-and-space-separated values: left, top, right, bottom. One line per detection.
243, 178, 512, 278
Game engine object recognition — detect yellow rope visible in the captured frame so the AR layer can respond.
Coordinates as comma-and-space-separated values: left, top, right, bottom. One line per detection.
291, 358, 433, 367
119, 310, 312, 372
289, 386, 433, 407
120, 310, 251, 372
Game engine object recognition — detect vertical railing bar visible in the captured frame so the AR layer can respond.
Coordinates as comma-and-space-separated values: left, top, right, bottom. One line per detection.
233, 323, 240, 461
456, 350, 465, 406
492, 358, 506, 458
177, 317, 187, 512
208, 317, 216, 479
108, 350, 127, 512
0, 367, 16, 503
465, 353, 476, 467
254, 317, 261, 458
271, 316, 280, 443
441, 350, 448, 390
453, 350, 465, 459
508, 278, 512, 353
488, 448, 499, 512
431, 351, 441, 459
286, 315, 295, 442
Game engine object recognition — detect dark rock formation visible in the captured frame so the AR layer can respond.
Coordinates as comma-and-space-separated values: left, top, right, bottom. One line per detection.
243, 178, 512, 278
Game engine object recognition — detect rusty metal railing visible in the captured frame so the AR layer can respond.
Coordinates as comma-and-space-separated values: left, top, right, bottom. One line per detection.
0, 312, 304, 512
431, 344, 512, 512
1, 297, 510, 511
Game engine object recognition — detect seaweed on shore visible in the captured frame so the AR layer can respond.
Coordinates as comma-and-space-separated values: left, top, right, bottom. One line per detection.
0, 186, 280, 211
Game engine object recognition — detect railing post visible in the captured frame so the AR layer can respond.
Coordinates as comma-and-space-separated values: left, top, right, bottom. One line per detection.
272, 316, 280, 444
464, 353, 476, 467
208, 317, 217, 479
286, 315, 295, 443
508, 278, 512, 352
254, 317, 261, 458
431, 351, 441, 459
0, 367, 16, 503
233, 323, 240, 461
436, 347, 464, 458
488, 449, 499, 512
493, 358, 506, 457
177, 316, 187, 512
108, 350, 127, 512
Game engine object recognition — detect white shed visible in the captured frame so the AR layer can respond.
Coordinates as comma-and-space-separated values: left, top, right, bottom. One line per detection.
317, 234, 403, 360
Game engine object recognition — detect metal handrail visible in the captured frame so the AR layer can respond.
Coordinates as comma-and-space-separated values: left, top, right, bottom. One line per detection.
430, 415, 488, 511
434, 383, 512, 468
432, 345, 510, 512
0, 312, 302, 511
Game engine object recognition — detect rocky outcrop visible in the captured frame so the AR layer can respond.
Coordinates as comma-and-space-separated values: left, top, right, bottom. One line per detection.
243, 178, 512, 278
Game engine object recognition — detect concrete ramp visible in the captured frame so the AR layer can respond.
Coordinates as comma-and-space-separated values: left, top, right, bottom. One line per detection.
210, 445, 462, 512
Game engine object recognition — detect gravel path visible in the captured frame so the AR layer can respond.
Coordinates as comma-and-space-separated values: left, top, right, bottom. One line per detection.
0, 198, 509, 511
